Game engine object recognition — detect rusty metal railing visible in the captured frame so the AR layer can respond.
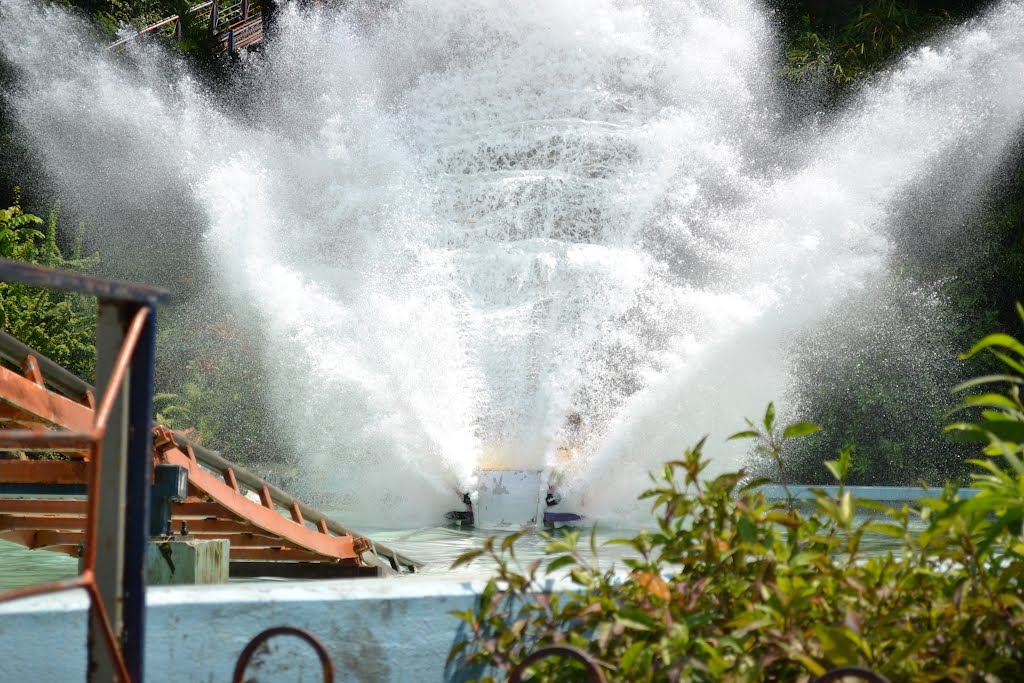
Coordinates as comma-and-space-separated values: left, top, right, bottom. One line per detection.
232, 626, 334, 683
0, 259, 166, 682
0, 325, 420, 575
108, 0, 267, 55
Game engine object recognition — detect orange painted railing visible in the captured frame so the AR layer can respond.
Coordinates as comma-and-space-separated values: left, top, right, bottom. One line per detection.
0, 302, 153, 682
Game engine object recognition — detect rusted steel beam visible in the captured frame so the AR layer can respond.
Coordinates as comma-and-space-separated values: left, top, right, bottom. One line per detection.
177, 517, 255, 534
0, 498, 87, 515
0, 524, 85, 552
160, 445, 361, 561
0, 402, 66, 431
0, 514, 87, 531
0, 529, 39, 546
0, 460, 88, 484
224, 468, 241, 493
0, 329, 92, 404
0, 259, 167, 304
33, 529, 84, 551
290, 501, 304, 526
0, 365, 93, 432
216, 532, 300, 548
229, 547, 361, 564
258, 485, 273, 509
22, 354, 45, 386
170, 500, 244, 519
0, 430, 95, 451
162, 430, 420, 570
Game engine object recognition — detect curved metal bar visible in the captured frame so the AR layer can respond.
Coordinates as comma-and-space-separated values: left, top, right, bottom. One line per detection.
84, 580, 133, 683
232, 626, 334, 683
509, 645, 607, 683
814, 667, 892, 683
92, 306, 150, 434
0, 328, 92, 403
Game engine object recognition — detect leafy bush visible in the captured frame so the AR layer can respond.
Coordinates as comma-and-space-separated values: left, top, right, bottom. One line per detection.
783, 1, 951, 86
0, 194, 98, 380
449, 315, 1024, 681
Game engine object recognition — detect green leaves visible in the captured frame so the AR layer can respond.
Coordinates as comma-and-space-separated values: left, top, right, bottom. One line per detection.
0, 197, 98, 381
824, 447, 853, 485
451, 312, 1024, 682
783, 421, 822, 439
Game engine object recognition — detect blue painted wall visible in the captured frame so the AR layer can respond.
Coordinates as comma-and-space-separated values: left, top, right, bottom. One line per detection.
0, 575, 496, 682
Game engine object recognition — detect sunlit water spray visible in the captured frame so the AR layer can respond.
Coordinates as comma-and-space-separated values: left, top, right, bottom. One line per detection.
2, 0, 1024, 526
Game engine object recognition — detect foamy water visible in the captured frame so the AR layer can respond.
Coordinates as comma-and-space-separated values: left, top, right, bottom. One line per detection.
2, 0, 1023, 526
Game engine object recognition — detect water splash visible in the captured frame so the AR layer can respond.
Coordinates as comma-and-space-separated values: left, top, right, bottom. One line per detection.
2, 0, 1023, 525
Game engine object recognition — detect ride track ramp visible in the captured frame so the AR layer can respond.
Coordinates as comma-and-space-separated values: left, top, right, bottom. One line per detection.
0, 327, 420, 578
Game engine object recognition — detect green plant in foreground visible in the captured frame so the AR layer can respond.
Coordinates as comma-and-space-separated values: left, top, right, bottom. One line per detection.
449, 319, 1024, 681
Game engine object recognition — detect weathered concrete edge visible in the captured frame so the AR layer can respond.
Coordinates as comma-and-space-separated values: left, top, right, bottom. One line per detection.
758, 485, 982, 501
0, 574, 534, 683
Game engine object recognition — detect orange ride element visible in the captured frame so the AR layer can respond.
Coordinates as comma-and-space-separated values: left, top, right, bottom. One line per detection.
0, 339, 377, 570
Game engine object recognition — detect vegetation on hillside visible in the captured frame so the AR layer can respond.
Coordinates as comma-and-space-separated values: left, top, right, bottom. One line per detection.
774, 0, 1024, 486
0, 195, 98, 381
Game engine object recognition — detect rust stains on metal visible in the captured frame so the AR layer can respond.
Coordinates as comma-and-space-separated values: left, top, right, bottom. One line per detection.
232, 626, 334, 683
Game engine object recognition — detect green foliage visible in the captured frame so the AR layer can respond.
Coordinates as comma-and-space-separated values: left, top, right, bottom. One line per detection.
783, 1, 951, 86
728, 400, 820, 496
155, 313, 294, 477
449, 318, 1024, 681
0, 194, 98, 380
946, 303, 1024, 462
54, 0, 184, 38
784, 283, 974, 487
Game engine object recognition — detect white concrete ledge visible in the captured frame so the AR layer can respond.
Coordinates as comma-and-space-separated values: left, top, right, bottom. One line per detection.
758, 485, 981, 501
0, 574, 499, 682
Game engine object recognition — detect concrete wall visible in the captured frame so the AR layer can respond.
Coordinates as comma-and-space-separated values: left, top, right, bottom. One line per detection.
0, 574, 496, 682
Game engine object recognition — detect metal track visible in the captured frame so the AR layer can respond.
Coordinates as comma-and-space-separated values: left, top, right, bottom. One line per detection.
0, 328, 419, 576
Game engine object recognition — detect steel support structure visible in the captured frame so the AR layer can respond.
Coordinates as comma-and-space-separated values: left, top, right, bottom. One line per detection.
0, 259, 166, 683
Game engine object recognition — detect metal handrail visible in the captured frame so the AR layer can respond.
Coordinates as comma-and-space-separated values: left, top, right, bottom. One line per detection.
0, 307, 152, 683
108, 1, 215, 50
0, 327, 421, 572
108, 0, 264, 52
0, 329, 93, 404
170, 434, 421, 571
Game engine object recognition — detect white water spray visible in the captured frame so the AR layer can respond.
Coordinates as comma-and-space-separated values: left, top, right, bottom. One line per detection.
2, 0, 1024, 525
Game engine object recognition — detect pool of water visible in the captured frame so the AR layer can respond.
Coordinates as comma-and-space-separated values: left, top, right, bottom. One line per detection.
0, 524, 645, 589
0, 513, 920, 591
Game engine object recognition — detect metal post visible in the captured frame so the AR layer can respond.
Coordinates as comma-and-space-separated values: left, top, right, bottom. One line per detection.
89, 301, 130, 683
123, 304, 156, 682
209, 0, 218, 34
0, 259, 168, 683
